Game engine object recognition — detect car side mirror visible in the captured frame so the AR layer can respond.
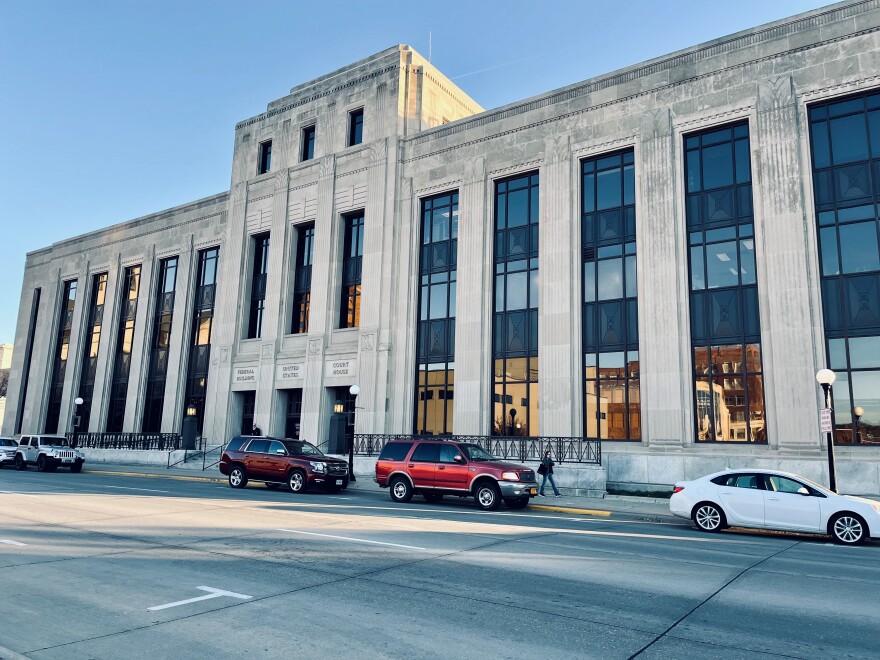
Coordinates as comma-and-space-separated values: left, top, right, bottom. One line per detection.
453, 455, 463, 463
797, 487, 810, 496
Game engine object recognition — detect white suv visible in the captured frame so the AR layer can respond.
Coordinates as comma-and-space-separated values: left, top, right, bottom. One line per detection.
15, 435, 85, 473
0, 437, 18, 468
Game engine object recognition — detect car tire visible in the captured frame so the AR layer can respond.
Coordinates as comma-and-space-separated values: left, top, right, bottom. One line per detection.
37, 455, 48, 472
228, 465, 248, 489
692, 502, 726, 532
265, 483, 281, 490
423, 493, 444, 503
829, 512, 868, 545
288, 469, 307, 494
389, 477, 413, 503
15, 455, 26, 470
474, 482, 502, 511
504, 497, 529, 510
71, 462, 83, 473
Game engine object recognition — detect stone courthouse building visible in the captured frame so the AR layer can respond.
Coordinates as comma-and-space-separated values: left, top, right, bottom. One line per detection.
7, 0, 880, 492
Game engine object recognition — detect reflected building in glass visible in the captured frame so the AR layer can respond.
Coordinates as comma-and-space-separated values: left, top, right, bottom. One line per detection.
7, 4, 880, 493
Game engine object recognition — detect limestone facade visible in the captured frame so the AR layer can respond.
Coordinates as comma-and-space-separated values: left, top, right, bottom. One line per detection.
6, 2, 880, 492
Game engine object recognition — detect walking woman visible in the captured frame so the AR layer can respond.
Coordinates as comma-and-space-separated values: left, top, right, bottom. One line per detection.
538, 449, 561, 497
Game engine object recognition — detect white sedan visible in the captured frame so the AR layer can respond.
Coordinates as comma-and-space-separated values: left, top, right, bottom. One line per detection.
670, 469, 880, 544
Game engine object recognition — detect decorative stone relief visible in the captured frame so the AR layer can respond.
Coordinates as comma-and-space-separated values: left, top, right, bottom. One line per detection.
308, 338, 323, 356
261, 343, 274, 359
369, 138, 387, 164
274, 168, 289, 191
220, 347, 230, 364
360, 333, 375, 352
319, 154, 336, 180
401, 177, 413, 200
641, 108, 672, 140
545, 135, 570, 164
465, 156, 486, 184
757, 76, 794, 111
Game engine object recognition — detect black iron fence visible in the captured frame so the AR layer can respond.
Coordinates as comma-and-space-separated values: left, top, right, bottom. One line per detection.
66, 432, 182, 451
352, 434, 601, 465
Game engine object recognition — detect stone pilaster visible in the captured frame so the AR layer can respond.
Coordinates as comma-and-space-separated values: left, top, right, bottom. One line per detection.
161, 239, 193, 433
454, 156, 489, 434
59, 262, 88, 434
538, 136, 579, 436
123, 246, 155, 431
638, 108, 690, 447
753, 76, 821, 450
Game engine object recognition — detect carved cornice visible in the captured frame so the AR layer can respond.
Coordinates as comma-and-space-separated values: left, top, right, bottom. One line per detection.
489, 159, 542, 180
289, 181, 318, 193
800, 72, 880, 100
415, 179, 461, 196
336, 167, 368, 180
571, 135, 637, 160
675, 105, 754, 130
236, 64, 399, 129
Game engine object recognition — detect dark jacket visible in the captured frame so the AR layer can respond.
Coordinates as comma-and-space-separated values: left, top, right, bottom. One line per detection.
540, 456, 555, 474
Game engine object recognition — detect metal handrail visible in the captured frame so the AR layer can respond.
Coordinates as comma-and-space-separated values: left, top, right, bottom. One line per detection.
351, 434, 601, 465
67, 432, 181, 451
202, 444, 223, 471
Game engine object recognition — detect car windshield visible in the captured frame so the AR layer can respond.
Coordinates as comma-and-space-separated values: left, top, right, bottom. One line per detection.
458, 444, 495, 461
0, 439, 16, 447
41, 437, 69, 447
282, 440, 323, 456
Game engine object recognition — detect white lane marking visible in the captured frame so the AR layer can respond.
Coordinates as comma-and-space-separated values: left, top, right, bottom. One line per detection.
0, 490, 38, 497
148, 586, 252, 611
278, 528, 426, 550
0, 540, 28, 546
98, 485, 170, 493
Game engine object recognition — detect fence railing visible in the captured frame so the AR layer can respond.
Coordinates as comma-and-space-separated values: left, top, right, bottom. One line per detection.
352, 434, 601, 465
67, 432, 182, 451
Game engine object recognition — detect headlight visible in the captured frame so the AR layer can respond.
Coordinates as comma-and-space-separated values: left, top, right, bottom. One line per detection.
310, 461, 327, 473
501, 471, 519, 481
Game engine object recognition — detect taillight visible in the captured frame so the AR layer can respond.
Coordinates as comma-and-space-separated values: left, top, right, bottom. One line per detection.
673, 486, 685, 494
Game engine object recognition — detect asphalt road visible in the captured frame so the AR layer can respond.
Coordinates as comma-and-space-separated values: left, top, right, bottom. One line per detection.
1, 468, 878, 660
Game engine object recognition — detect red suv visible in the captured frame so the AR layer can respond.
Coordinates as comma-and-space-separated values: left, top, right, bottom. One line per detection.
220, 436, 349, 493
374, 440, 537, 510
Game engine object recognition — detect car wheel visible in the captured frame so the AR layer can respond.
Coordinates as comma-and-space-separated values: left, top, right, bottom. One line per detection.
504, 497, 529, 510
15, 455, 26, 470
228, 465, 248, 489
423, 493, 444, 503
265, 483, 281, 490
389, 477, 413, 503
288, 469, 307, 494
692, 502, 725, 532
71, 462, 83, 473
37, 455, 48, 472
829, 512, 867, 545
474, 482, 502, 511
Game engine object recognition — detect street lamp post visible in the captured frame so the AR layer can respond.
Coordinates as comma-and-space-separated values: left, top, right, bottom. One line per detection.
816, 369, 838, 493
854, 406, 864, 445
71, 397, 84, 447
347, 384, 360, 483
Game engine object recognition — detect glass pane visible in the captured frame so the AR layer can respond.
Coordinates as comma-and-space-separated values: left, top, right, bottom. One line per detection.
740, 239, 756, 285
625, 255, 637, 298
583, 173, 595, 212
623, 164, 635, 206
747, 375, 766, 442
820, 227, 840, 276
702, 142, 734, 189
734, 139, 751, 183
830, 114, 869, 165
712, 344, 744, 374
686, 150, 701, 193
585, 379, 599, 437
597, 258, 623, 300
432, 208, 450, 242
839, 221, 880, 274
507, 189, 528, 227
529, 270, 539, 309
850, 371, 880, 427
599, 379, 627, 439
811, 121, 830, 169
583, 262, 595, 303
828, 337, 847, 370
848, 336, 880, 368
506, 271, 528, 310
596, 168, 622, 210
705, 241, 740, 289
694, 346, 710, 375
744, 344, 762, 373
690, 246, 705, 290
429, 283, 447, 319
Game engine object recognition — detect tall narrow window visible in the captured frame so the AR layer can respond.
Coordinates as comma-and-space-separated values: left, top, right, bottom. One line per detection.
142, 257, 178, 433
582, 151, 640, 441
339, 213, 364, 328
258, 140, 272, 175
247, 233, 270, 339
492, 172, 539, 436
348, 108, 363, 146
76, 273, 108, 433
44, 281, 77, 434
15, 288, 41, 434
285, 389, 303, 439
686, 122, 765, 443
291, 224, 314, 334
810, 91, 880, 445
413, 191, 458, 435
301, 125, 316, 161
106, 265, 141, 432
240, 391, 256, 435
184, 247, 219, 433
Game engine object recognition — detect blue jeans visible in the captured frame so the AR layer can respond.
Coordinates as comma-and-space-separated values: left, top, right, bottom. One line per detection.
540, 472, 560, 496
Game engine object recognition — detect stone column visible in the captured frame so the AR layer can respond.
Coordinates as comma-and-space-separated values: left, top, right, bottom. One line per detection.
454, 156, 490, 434
301, 155, 337, 443
539, 135, 579, 437
89, 257, 122, 431
161, 238, 193, 433
637, 108, 690, 447
59, 261, 88, 434
753, 76, 821, 450
123, 246, 155, 431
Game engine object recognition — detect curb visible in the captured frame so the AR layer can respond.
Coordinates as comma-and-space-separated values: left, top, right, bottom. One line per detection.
530, 504, 612, 517
84, 469, 225, 484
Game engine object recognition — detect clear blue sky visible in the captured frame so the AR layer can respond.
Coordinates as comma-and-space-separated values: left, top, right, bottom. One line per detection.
0, 0, 826, 343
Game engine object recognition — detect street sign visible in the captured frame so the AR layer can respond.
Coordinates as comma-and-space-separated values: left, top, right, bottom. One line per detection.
820, 408, 833, 433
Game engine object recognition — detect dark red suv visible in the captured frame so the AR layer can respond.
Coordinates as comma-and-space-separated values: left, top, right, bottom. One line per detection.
374, 440, 537, 510
220, 436, 349, 493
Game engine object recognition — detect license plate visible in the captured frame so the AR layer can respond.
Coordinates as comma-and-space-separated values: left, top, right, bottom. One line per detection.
529, 488, 537, 495
62, 458, 74, 463
335, 479, 343, 485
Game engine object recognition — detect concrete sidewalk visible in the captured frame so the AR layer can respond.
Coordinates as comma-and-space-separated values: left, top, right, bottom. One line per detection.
80, 462, 678, 522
